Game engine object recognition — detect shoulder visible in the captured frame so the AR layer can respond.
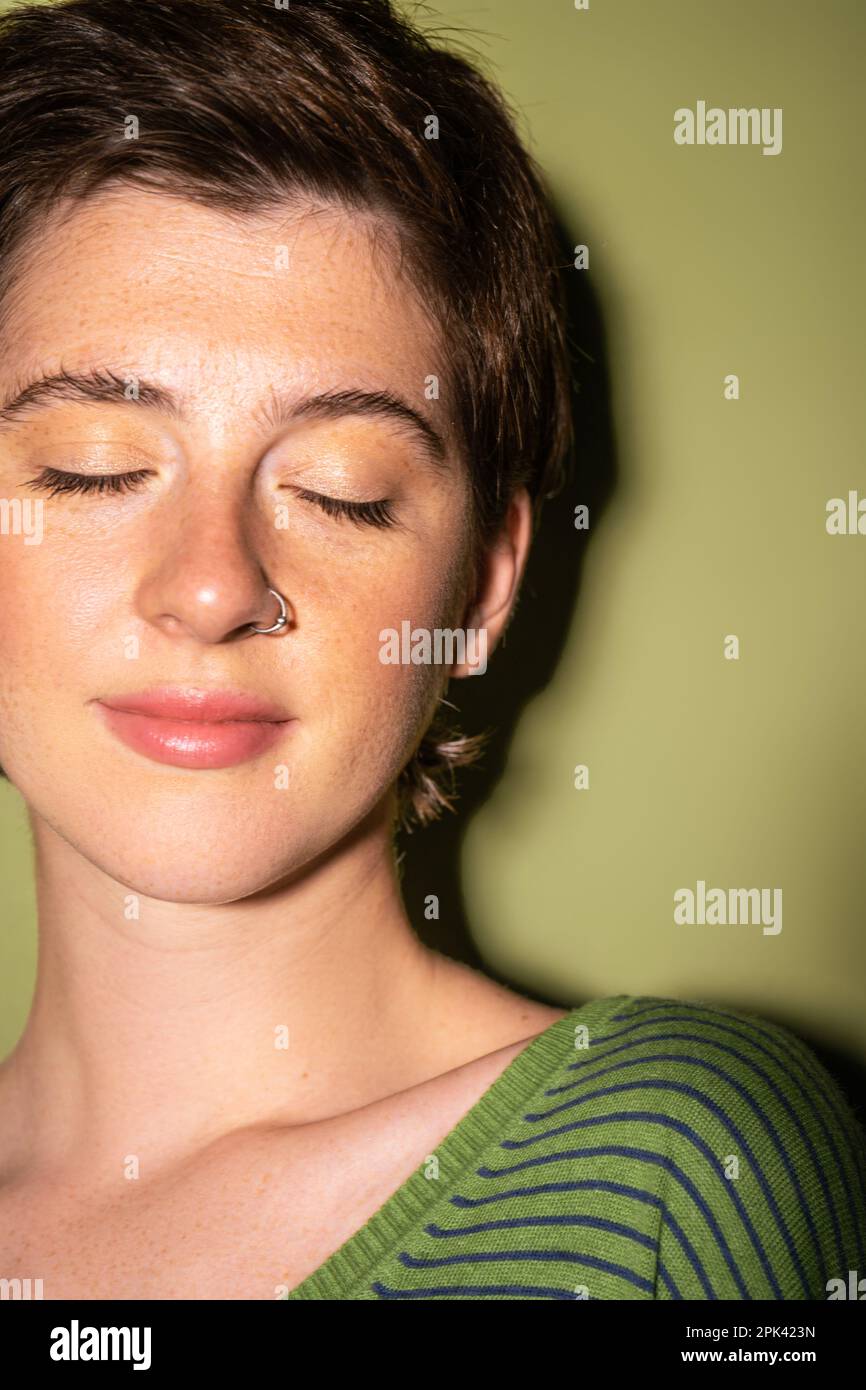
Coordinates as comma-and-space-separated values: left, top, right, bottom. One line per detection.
571, 994, 866, 1299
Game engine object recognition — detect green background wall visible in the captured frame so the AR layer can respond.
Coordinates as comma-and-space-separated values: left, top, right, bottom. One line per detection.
1, 0, 864, 1061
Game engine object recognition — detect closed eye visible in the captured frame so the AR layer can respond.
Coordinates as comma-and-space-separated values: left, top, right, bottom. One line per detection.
294, 488, 397, 528
24, 466, 154, 496
22, 468, 398, 529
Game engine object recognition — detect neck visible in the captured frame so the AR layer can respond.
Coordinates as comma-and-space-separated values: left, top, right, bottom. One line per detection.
3, 801, 447, 1181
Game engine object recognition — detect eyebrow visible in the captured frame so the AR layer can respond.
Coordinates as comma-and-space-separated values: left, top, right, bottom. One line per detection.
0, 366, 449, 467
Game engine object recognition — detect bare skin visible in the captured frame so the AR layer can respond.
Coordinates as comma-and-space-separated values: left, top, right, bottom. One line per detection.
0, 187, 568, 1298
0, 993, 568, 1299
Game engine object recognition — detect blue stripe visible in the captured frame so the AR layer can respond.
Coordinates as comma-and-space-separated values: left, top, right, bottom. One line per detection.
448, 1177, 718, 1296
514, 1084, 807, 1296
475, 1142, 752, 1297
424, 1211, 658, 1251
395, 1245, 656, 1293
545, 1050, 832, 1273
612, 1004, 866, 1209
410, 1213, 683, 1298
605, 1004, 866, 1255
372, 1280, 595, 1299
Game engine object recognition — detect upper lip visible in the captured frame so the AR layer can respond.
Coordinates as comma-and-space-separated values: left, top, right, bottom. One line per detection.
97, 686, 291, 723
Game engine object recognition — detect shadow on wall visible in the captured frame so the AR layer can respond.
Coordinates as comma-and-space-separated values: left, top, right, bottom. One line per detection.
397, 206, 617, 1001
396, 210, 866, 1127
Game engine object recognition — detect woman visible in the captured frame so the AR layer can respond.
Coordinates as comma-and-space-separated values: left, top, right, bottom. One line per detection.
0, 0, 863, 1301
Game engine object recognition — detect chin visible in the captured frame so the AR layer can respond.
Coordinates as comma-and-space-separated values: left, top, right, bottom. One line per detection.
58, 819, 333, 904
21, 763, 389, 905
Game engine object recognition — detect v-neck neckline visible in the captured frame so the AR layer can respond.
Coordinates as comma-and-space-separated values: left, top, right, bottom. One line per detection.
285, 1002, 597, 1300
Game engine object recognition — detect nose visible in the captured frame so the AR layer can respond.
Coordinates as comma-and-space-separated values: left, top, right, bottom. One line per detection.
136, 494, 285, 644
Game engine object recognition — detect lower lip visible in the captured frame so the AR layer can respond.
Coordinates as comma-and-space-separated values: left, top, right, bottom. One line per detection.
96, 704, 291, 769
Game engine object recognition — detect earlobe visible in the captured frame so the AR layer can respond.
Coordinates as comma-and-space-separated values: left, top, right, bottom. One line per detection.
451, 486, 533, 679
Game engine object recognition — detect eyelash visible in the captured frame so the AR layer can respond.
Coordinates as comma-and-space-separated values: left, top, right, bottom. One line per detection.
293, 487, 396, 529
23, 468, 398, 528
24, 467, 153, 497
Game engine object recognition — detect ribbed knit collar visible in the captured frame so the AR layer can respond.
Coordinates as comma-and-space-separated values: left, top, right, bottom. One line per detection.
286, 999, 621, 1299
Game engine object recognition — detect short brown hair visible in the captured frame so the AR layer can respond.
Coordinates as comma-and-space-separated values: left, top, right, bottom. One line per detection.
0, 0, 573, 826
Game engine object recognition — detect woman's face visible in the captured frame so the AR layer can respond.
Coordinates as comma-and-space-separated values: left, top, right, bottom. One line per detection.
0, 187, 476, 901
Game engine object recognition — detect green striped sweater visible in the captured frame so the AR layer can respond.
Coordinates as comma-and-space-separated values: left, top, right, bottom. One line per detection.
284, 995, 866, 1300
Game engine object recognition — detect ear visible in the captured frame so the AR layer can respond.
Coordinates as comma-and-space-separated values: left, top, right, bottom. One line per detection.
451, 486, 533, 679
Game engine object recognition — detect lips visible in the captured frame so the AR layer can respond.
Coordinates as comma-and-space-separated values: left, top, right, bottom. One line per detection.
94, 686, 293, 769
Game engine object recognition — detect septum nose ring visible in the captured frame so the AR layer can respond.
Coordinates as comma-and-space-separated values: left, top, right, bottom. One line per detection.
249, 587, 289, 635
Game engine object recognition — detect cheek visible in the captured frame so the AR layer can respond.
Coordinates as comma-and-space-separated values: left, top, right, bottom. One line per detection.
1, 520, 121, 635
299, 539, 470, 770
0, 548, 52, 728
0, 540, 113, 678
0, 541, 112, 777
